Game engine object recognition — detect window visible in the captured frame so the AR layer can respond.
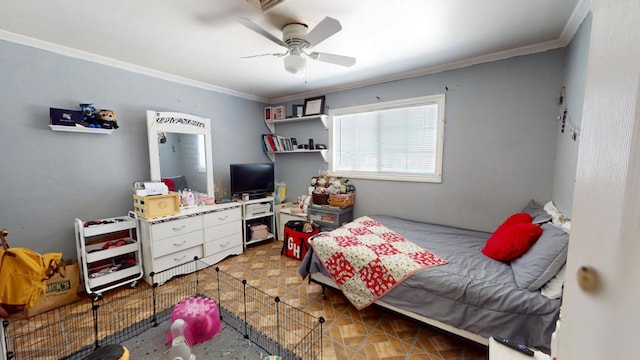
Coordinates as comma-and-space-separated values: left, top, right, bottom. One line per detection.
197, 134, 206, 172
329, 94, 445, 182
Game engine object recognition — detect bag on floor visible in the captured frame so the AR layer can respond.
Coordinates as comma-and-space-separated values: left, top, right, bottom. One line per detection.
26, 259, 81, 317
0, 229, 63, 313
281, 221, 320, 260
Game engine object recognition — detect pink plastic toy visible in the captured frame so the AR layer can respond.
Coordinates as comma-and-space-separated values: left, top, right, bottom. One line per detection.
166, 296, 221, 346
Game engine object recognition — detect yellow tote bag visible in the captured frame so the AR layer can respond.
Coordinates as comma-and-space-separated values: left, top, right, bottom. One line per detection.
0, 230, 62, 309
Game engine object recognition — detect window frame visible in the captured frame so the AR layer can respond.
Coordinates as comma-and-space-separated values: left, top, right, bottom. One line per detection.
328, 94, 445, 183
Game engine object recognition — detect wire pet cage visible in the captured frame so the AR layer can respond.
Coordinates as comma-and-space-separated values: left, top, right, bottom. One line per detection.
1, 259, 323, 360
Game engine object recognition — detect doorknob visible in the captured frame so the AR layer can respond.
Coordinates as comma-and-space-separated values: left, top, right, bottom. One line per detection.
577, 266, 599, 292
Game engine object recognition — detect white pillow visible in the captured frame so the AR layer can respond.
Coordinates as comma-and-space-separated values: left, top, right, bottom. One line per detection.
544, 201, 570, 226
541, 264, 566, 299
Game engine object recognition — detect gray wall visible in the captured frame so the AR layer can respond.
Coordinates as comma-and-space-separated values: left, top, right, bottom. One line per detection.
0, 40, 268, 260
1, 23, 588, 260
552, 13, 592, 217
275, 50, 566, 232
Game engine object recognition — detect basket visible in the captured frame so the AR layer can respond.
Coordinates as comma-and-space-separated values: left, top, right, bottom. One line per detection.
328, 192, 355, 208
312, 193, 329, 205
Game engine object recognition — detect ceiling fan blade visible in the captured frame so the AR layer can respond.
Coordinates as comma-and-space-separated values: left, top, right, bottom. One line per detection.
238, 17, 287, 47
310, 52, 356, 67
304, 16, 342, 47
241, 51, 288, 59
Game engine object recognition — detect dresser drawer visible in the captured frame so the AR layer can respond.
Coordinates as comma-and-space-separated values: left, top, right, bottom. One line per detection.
203, 207, 242, 227
203, 233, 242, 257
153, 246, 203, 273
153, 230, 203, 258
204, 222, 241, 243
151, 217, 202, 241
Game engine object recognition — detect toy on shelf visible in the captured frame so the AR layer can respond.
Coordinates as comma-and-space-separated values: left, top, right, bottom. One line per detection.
77, 104, 120, 129
98, 109, 119, 129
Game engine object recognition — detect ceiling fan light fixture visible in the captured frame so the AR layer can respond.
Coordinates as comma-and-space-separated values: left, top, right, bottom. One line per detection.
284, 53, 306, 77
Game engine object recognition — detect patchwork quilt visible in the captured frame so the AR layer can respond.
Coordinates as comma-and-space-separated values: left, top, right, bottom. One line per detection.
310, 216, 448, 309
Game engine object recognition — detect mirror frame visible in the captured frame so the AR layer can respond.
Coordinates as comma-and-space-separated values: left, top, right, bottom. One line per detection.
146, 110, 214, 197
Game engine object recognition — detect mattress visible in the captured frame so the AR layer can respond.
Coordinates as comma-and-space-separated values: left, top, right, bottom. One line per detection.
299, 215, 561, 352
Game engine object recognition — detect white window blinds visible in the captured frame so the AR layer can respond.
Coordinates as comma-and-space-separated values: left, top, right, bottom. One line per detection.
329, 94, 445, 182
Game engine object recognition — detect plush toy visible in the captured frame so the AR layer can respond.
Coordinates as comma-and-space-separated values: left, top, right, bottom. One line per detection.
98, 109, 119, 129
79, 103, 100, 128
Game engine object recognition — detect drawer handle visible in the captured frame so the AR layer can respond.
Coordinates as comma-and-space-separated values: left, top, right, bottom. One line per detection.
173, 240, 187, 247
219, 241, 230, 248
172, 225, 186, 231
173, 255, 187, 262
218, 215, 228, 220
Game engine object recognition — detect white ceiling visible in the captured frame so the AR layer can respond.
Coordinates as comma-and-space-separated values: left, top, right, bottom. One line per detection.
0, 0, 588, 103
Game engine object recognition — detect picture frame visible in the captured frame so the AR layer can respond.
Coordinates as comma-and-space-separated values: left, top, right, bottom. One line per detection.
292, 104, 304, 117
303, 96, 326, 116
264, 107, 272, 121
273, 105, 285, 120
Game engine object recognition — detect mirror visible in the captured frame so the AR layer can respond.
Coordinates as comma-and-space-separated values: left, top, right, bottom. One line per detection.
146, 110, 214, 197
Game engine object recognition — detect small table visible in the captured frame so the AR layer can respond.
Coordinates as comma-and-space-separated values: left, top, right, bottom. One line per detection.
489, 337, 550, 359
278, 207, 307, 240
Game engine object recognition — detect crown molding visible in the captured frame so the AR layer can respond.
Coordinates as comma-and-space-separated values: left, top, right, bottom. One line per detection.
270, 39, 565, 103
0, 30, 268, 103
559, 0, 592, 45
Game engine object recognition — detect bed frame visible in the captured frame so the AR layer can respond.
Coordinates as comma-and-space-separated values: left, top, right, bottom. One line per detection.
308, 272, 489, 346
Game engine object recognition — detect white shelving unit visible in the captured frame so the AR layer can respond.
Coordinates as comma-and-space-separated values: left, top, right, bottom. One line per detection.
74, 212, 143, 295
241, 196, 276, 249
264, 149, 328, 162
49, 125, 114, 134
264, 114, 328, 133
264, 114, 328, 162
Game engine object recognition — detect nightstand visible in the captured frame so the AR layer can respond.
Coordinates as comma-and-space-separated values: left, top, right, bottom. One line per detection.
278, 207, 307, 240
489, 337, 550, 359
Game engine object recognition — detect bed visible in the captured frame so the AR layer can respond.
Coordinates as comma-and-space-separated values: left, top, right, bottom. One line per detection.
299, 203, 568, 353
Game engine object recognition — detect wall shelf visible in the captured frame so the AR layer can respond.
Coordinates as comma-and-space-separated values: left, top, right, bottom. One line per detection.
265, 114, 328, 133
49, 125, 114, 134
265, 149, 328, 162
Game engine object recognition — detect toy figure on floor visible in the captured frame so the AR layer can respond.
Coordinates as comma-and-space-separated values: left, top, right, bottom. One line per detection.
165, 319, 195, 360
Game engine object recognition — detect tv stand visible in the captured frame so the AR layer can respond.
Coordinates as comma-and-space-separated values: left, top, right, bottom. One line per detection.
248, 193, 267, 200
241, 196, 276, 249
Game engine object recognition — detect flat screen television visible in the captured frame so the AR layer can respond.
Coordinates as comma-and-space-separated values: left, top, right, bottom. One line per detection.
230, 163, 275, 200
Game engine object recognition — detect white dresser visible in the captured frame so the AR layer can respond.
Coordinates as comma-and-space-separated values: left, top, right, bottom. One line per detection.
138, 203, 242, 285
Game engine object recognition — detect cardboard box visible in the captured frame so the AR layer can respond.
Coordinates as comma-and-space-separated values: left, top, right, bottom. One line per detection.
133, 192, 180, 219
50, 108, 83, 126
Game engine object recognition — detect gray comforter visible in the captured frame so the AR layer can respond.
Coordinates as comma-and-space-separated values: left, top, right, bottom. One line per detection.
299, 215, 560, 352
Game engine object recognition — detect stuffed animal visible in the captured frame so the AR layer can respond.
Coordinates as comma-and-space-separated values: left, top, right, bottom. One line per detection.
79, 103, 100, 128
98, 109, 119, 129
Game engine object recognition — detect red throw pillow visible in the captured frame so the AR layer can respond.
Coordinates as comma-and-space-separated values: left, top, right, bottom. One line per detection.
493, 212, 532, 233
482, 222, 543, 261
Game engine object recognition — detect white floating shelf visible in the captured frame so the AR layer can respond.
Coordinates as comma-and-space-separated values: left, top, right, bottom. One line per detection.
49, 125, 114, 134
265, 149, 328, 162
265, 114, 328, 133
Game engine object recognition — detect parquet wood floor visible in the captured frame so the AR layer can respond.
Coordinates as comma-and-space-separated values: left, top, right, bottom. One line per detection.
10, 239, 488, 359
215, 240, 488, 360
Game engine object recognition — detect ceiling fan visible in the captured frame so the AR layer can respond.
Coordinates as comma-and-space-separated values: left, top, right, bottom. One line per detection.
239, 16, 356, 76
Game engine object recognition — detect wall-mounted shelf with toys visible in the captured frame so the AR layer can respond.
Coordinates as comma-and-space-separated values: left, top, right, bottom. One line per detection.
265, 149, 328, 163
49, 125, 115, 134
49, 105, 119, 134
264, 114, 328, 133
